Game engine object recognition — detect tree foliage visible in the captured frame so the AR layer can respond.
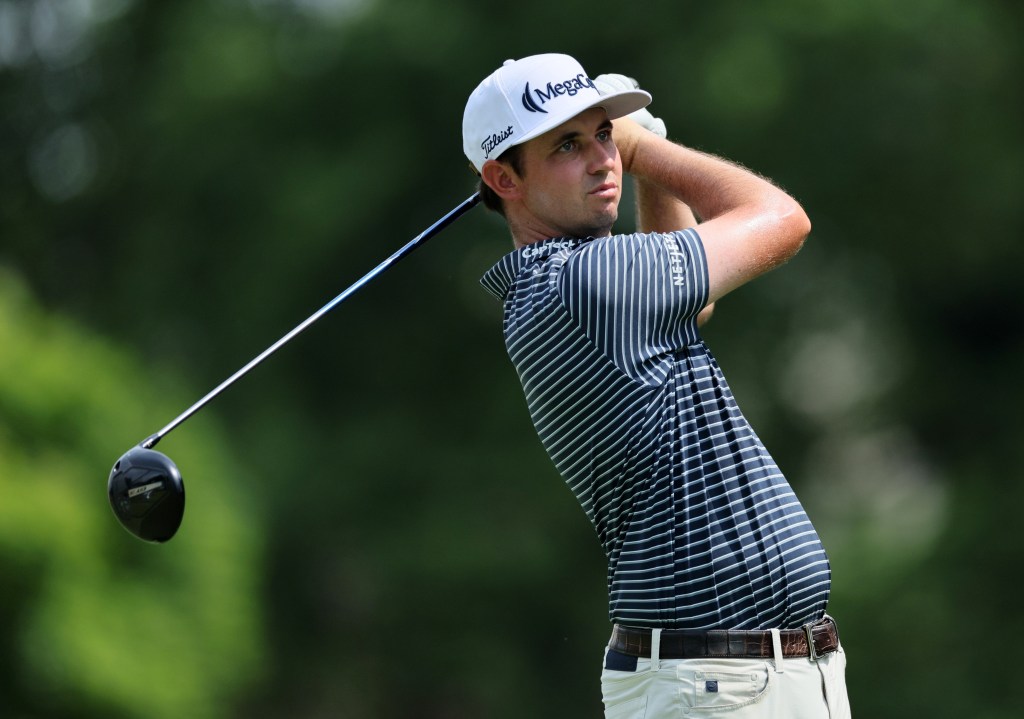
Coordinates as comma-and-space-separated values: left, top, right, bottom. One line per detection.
0, 270, 263, 718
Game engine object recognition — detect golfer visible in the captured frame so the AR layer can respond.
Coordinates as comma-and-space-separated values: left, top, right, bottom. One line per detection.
464, 53, 850, 718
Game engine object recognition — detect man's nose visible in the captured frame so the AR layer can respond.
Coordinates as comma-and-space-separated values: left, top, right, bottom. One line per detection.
587, 141, 616, 172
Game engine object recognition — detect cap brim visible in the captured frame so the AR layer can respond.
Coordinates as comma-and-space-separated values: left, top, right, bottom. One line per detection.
508, 88, 652, 156
598, 89, 653, 122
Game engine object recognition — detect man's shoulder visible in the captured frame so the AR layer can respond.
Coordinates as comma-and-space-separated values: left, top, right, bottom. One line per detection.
479, 236, 592, 299
480, 229, 706, 298
571, 229, 706, 266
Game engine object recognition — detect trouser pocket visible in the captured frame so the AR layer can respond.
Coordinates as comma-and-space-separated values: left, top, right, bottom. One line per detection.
601, 648, 651, 718
692, 665, 773, 711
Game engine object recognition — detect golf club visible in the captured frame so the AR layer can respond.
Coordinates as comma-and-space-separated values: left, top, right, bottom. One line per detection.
109, 192, 481, 543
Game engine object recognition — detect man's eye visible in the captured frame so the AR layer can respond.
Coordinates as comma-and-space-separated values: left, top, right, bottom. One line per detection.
559, 141, 576, 152
597, 130, 612, 142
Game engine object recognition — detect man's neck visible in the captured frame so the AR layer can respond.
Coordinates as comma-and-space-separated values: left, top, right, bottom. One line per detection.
507, 213, 612, 250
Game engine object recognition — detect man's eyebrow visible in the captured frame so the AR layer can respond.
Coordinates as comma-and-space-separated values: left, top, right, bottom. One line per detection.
550, 130, 582, 148
549, 120, 614, 148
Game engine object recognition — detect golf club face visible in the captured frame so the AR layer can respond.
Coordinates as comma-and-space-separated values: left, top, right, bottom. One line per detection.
108, 447, 185, 543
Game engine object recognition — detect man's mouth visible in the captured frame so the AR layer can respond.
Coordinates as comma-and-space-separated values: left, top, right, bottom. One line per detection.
589, 182, 618, 198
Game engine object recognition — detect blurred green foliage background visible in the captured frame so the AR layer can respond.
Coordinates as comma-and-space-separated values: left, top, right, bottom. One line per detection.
1, 0, 1021, 717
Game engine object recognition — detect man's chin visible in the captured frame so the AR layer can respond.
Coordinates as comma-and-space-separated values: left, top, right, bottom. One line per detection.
573, 210, 618, 238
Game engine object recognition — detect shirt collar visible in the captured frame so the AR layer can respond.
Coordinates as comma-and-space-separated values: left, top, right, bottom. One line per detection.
480, 236, 594, 299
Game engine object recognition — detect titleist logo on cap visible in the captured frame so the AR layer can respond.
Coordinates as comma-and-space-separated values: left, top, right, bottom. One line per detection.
481, 125, 515, 160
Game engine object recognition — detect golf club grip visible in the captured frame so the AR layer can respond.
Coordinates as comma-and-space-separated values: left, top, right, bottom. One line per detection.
141, 192, 482, 449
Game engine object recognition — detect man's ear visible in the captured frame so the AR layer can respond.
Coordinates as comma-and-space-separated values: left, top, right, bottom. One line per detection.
480, 159, 522, 202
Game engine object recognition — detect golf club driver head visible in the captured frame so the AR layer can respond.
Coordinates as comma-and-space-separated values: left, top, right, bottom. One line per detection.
108, 446, 185, 543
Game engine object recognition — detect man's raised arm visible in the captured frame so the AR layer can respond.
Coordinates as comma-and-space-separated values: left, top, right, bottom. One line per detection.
595, 74, 716, 325
613, 117, 811, 305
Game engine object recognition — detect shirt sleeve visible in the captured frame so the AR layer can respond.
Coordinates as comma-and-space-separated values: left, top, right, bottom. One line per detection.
557, 229, 709, 384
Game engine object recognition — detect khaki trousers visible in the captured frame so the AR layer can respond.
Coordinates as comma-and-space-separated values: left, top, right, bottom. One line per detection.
600, 633, 850, 719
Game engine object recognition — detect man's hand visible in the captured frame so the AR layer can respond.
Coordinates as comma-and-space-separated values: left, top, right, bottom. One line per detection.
594, 74, 667, 138
594, 74, 666, 174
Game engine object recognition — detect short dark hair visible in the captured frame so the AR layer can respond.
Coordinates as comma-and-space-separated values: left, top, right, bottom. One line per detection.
477, 144, 524, 217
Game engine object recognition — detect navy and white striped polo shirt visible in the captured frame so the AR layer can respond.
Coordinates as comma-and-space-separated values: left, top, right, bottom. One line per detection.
481, 230, 831, 630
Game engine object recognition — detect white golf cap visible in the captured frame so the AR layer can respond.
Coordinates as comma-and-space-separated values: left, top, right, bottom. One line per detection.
462, 53, 651, 173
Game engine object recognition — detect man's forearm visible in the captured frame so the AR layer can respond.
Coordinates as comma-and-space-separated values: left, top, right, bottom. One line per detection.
616, 116, 804, 223
635, 176, 697, 233
614, 116, 810, 303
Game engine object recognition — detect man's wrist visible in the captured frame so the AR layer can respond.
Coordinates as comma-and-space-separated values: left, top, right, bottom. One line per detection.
613, 117, 645, 172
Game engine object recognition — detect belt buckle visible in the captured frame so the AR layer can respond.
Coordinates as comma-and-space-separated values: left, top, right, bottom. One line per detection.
803, 614, 839, 661
803, 621, 821, 661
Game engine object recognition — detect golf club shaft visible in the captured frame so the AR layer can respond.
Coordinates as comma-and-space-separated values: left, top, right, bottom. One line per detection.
141, 192, 481, 450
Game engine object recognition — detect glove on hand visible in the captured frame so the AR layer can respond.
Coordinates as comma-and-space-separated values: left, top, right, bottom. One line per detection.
593, 73, 667, 138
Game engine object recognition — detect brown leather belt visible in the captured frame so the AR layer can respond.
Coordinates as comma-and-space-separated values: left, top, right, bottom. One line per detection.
608, 616, 839, 660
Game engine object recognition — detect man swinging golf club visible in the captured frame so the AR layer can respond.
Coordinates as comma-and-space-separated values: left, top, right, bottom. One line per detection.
465, 53, 850, 718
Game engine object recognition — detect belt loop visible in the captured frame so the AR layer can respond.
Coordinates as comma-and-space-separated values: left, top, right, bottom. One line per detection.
650, 628, 662, 672
770, 628, 784, 673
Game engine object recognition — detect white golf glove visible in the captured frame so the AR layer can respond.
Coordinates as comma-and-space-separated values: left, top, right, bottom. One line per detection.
594, 73, 667, 138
